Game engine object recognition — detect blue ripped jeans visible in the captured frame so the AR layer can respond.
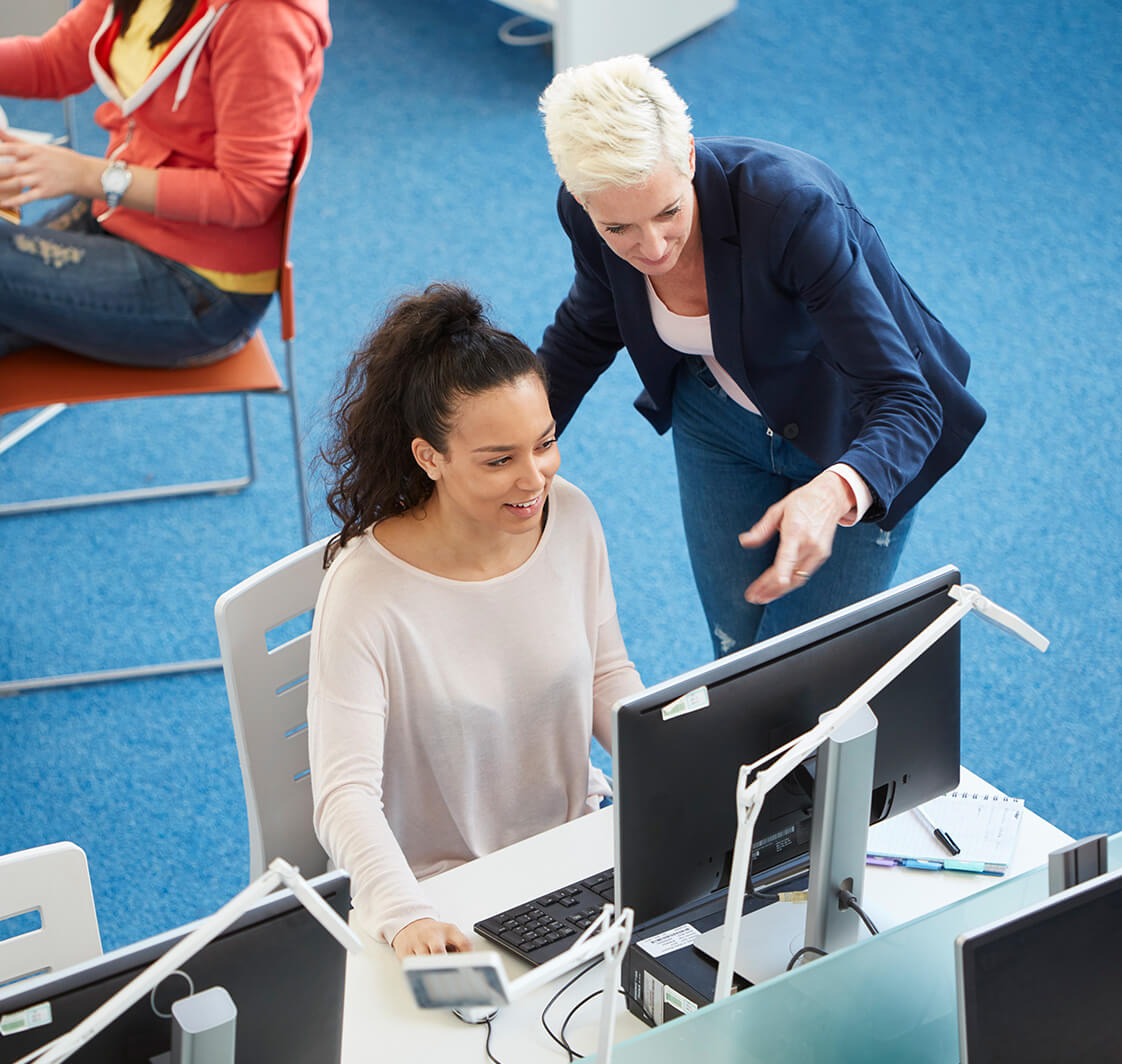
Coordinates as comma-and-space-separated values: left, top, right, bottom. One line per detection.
671, 356, 916, 657
0, 199, 270, 366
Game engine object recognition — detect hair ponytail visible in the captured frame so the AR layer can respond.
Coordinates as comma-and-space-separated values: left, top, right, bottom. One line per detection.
321, 283, 546, 565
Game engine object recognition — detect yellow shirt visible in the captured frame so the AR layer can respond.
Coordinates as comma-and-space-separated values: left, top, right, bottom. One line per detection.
109, 0, 278, 295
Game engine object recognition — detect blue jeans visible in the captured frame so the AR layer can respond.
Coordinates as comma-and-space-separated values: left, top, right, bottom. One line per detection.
672, 356, 916, 657
0, 199, 271, 366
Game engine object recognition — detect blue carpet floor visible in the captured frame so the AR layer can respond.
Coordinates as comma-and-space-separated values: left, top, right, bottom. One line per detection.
2, 0, 1120, 951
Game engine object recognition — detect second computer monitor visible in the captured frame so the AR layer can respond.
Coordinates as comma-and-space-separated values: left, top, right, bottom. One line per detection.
0, 870, 351, 1064
612, 566, 962, 926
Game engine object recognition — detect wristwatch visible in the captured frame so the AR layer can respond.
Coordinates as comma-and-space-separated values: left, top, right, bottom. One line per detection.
98, 159, 133, 220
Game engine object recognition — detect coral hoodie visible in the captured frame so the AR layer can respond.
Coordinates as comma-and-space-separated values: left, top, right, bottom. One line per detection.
0, 0, 332, 273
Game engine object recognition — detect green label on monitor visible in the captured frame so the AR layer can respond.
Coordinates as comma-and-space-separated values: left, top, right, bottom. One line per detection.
661, 686, 709, 721
0, 1001, 52, 1036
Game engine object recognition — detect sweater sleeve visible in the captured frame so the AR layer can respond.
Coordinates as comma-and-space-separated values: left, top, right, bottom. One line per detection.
154, 3, 323, 228
585, 496, 643, 753
307, 564, 441, 947
0, 0, 106, 99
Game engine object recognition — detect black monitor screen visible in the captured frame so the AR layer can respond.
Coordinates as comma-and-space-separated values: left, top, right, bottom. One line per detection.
957, 866, 1122, 1063
613, 567, 961, 926
0, 870, 350, 1064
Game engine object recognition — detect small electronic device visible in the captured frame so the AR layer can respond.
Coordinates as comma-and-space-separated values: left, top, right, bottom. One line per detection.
403, 906, 634, 1059
401, 952, 511, 1023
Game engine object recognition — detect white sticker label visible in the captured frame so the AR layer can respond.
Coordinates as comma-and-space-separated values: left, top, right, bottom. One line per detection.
1, 1001, 52, 1037
637, 923, 701, 958
661, 686, 709, 721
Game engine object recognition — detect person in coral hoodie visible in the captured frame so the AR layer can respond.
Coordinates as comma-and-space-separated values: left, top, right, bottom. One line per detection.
0, 0, 330, 366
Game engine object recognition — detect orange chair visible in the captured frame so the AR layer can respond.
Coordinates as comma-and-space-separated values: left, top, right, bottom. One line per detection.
0, 127, 314, 695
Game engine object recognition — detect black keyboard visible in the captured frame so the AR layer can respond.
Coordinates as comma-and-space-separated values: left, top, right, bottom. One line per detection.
473, 868, 615, 965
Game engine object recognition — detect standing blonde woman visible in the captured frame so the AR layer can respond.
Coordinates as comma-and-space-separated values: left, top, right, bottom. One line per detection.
538, 54, 985, 656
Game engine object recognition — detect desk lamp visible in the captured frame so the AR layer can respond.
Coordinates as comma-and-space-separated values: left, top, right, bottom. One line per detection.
713, 583, 1049, 1002
403, 904, 634, 1064
13, 859, 365, 1064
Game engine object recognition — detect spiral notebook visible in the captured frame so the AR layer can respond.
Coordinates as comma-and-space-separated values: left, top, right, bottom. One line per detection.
868, 791, 1025, 872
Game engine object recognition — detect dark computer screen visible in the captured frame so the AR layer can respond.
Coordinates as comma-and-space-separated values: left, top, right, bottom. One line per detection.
957, 866, 1122, 1063
613, 567, 962, 926
0, 870, 351, 1064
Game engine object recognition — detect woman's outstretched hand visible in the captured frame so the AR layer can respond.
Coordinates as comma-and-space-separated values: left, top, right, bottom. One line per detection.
739, 470, 855, 604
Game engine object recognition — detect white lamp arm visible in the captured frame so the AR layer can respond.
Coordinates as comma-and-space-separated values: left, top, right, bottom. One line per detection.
507, 905, 634, 1064
713, 584, 1046, 1001
16, 860, 363, 1064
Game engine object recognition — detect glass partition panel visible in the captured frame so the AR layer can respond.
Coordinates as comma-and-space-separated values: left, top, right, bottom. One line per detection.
600, 831, 1122, 1064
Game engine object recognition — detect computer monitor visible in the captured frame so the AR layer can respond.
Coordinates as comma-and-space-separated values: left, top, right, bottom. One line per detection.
956, 865, 1122, 1063
612, 566, 962, 926
0, 870, 351, 1064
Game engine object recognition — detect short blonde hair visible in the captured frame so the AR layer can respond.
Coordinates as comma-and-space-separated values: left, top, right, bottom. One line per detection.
539, 54, 693, 199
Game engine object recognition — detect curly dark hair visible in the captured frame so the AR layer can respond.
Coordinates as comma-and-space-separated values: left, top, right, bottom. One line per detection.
320, 283, 547, 565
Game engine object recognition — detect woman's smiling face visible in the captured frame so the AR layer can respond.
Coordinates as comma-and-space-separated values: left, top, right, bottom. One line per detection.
580, 151, 698, 277
416, 373, 560, 537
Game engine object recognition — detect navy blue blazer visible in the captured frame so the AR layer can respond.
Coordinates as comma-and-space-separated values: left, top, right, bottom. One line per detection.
538, 137, 986, 529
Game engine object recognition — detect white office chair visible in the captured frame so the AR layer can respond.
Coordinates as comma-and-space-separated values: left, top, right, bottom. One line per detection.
0, 841, 102, 986
215, 536, 334, 881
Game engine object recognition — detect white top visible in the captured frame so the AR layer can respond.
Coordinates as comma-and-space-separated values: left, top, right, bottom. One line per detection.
307, 477, 642, 945
645, 278, 873, 523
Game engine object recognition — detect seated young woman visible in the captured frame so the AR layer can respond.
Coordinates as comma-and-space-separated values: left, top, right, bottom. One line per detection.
307, 283, 643, 958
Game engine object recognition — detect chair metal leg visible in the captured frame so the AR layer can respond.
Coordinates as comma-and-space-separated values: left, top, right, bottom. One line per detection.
1, 354, 311, 691
0, 397, 258, 517
0, 404, 68, 457
0, 657, 223, 697
284, 336, 314, 545
0, 397, 260, 693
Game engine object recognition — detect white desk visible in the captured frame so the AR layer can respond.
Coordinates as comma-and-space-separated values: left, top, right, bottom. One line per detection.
340, 767, 1070, 1062
492, 0, 738, 75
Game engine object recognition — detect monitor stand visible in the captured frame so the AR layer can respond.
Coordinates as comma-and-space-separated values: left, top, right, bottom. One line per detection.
692, 705, 878, 984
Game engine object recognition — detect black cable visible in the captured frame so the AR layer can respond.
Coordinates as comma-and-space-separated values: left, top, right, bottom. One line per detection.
559, 988, 603, 1057
483, 1017, 502, 1064
746, 878, 780, 903
837, 887, 879, 936
786, 945, 828, 971
540, 956, 602, 1060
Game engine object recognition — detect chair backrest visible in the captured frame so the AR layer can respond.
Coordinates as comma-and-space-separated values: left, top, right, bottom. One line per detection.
279, 123, 311, 345
0, 842, 102, 986
215, 536, 334, 880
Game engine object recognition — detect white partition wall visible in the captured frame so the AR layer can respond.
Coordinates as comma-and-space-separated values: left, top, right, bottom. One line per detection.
495, 0, 738, 73
0, 1, 72, 37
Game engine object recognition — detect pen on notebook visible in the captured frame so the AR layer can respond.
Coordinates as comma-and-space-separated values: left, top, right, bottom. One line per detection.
913, 806, 961, 856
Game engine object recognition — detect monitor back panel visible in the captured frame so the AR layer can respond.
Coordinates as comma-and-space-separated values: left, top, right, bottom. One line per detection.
613, 567, 961, 926
957, 867, 1122, 1064
0, 871, 351, 1064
